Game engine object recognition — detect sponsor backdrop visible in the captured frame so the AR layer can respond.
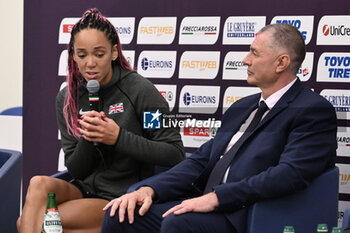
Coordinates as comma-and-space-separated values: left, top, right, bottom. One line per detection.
24, 0, 350, 225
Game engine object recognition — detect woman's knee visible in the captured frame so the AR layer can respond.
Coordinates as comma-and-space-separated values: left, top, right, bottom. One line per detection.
26, 176, 53, 201
16, 216, 21, 231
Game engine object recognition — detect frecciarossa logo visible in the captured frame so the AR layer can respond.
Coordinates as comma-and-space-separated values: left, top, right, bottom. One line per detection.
179, 16, 220, 45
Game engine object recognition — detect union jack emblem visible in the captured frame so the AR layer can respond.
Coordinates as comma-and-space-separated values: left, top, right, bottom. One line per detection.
109, 103, 124, 114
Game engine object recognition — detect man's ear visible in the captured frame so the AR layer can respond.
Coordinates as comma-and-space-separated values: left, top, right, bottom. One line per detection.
112, 44, 118, 61
276, 54, 290, 73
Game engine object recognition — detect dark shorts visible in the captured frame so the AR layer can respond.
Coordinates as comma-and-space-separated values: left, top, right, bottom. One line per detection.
70, 179, 110, 200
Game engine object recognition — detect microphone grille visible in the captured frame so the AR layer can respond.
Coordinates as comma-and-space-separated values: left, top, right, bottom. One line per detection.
87, 80, 100, 93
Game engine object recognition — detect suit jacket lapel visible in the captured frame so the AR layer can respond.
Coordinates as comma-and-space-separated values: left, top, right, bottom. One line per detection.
211, 95, 260, 160
254, 78, 303, 132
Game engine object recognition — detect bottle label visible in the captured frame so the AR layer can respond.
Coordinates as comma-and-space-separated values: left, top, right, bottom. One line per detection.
42, 210, 63, 233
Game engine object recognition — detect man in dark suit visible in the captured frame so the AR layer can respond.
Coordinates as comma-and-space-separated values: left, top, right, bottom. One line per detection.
101, 23, 337, 233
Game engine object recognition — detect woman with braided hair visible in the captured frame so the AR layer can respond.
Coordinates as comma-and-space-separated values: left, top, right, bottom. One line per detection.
17, 8, 184, 233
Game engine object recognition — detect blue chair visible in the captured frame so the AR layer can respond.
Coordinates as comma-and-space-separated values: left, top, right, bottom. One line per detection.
0, 107, 22, 116
342, 205, 350, 231
247, 166, 339, 233
0, 149, 22, 233
128, 166, 339, 233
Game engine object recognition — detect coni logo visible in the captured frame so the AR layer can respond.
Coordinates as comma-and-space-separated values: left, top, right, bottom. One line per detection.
183, 92, 191, 106
141, 58, 149, 70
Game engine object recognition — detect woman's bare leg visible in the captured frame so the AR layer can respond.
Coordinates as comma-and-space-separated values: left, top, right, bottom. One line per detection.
58, 198, 109, 233
17, 175, 83, 233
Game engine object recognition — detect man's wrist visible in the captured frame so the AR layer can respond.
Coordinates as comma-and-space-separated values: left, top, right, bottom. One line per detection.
139, 186, 156, 199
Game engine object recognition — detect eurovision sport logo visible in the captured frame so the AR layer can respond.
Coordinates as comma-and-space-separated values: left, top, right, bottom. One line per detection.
179, 16, 220, 44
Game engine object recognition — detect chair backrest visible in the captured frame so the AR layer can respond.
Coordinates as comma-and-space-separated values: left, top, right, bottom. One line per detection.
0, 149, 22, 233
247, 166, 339, 233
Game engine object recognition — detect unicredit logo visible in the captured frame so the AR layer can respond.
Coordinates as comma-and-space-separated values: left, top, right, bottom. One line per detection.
183, 92, 191, 106
322, 24, 350, 36
323, 24, 330, 36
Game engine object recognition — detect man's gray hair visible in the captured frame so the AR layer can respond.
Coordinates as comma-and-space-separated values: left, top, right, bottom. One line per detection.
258, 23, 306, 75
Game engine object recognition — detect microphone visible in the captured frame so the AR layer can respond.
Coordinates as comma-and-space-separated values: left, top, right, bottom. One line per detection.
86, 80, 100, 146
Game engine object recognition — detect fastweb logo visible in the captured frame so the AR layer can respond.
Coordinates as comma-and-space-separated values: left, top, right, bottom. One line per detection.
137, 17, 177, 44
179, 51, 220, 79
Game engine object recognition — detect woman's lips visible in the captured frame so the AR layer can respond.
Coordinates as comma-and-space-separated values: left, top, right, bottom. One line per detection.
86, 72, 98, 79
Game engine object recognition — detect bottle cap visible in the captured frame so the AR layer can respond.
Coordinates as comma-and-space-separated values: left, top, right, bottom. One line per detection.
331, 227, 342, 233
48, 192, 56, 197
283, 226, 295, 233
317, 224, 328, 232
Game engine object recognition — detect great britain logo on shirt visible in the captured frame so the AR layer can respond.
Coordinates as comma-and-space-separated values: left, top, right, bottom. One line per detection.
109, 103, 124, 114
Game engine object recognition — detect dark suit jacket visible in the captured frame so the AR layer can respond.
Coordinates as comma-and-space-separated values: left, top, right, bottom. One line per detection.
147, 79, 337, 233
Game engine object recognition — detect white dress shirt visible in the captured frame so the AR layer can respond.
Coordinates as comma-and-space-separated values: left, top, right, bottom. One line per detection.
222, 78, 297, 183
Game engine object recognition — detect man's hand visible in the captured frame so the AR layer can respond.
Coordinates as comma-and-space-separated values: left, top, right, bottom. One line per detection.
78, 111, 120, 145
103, 186, 155, 224
162, 192, 219, 218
